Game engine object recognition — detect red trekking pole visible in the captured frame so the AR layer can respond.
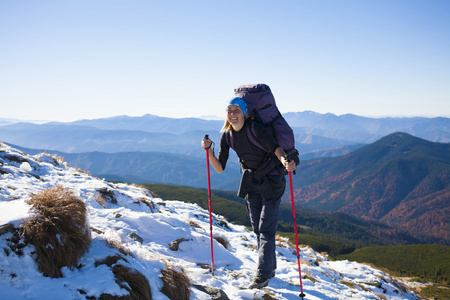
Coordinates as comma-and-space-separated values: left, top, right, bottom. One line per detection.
204, 135, 215, 276
286, 155, 305, 299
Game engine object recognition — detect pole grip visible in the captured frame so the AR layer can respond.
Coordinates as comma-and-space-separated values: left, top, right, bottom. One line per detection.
285, 154, 296, 175
204, 134, 212, 150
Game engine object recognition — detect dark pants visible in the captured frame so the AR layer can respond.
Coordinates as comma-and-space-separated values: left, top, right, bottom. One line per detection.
246, 177, 283, 279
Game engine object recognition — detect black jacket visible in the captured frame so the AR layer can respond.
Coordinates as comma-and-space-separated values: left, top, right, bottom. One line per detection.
218, 119, 279, 171
218, 119, 285, 202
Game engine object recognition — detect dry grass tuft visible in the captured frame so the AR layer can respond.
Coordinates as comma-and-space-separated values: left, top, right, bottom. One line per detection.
95, 193, 107, 208
275, 234, 289, 248
187, 220, 202, 229
49, 153, 66, 166
5, 154, 28, 163
21, 185, 91, 278
96, 254, 125, 267
114, 265, 152, 299
303, 273, 318, 284
216, 219, 230, 230
36, 152, 67, 167
92, 250, 151, 299
75, 168, 90, 175
214, 236, 229, 250
95, 263, 152, 300
107, 239, 134, 257
262, 291, 278, 300
390, 275, 409, 294
339, 279, 355, 289
375, 294, 388, 300
161, 266, 191, 300
140, 198, 156, 212
355, 283, 371, 292
100, 265, 152, 300
147, 190, 159, 198
130, 184, 158, 198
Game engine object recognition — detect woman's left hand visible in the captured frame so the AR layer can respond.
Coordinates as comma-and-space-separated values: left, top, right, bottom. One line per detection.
281, 157, 296, 173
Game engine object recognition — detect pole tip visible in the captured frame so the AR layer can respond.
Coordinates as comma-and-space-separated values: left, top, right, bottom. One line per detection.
299, 292, 306, 299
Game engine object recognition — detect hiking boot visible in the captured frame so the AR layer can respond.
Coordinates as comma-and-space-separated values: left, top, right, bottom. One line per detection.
247, 276, 269, 289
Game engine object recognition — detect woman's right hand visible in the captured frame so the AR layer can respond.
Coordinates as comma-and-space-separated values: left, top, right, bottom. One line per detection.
202, 138, 212, 150
201, 137, 223, 173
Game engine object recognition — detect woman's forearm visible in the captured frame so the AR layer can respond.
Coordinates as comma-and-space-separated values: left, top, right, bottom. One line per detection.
274, 147, 287, 162
208, 148, 224, 173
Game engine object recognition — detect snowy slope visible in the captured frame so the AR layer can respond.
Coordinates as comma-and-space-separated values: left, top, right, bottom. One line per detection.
0, 142, 419, 300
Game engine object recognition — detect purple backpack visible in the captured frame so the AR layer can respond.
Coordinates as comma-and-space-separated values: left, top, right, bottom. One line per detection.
233, 83, 299, 168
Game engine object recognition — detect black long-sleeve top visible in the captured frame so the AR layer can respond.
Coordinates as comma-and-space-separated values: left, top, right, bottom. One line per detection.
218, 119, 279, 171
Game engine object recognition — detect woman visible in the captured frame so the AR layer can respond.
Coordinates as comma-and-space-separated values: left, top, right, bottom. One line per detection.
201, 97, 297, 289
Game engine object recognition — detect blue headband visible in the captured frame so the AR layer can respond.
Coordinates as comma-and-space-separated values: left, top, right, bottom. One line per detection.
227, 97, 247, 115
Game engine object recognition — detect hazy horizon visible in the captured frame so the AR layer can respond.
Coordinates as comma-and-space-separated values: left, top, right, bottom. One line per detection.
1, 110, 449, 125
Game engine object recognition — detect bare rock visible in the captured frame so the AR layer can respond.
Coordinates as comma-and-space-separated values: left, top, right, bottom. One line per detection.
169, 237, 190, 251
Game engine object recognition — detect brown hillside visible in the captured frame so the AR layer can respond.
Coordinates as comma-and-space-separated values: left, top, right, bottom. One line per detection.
287, 133, 450, 244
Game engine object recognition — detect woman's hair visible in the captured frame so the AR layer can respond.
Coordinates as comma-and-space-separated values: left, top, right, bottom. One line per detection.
221, 120, 233, 133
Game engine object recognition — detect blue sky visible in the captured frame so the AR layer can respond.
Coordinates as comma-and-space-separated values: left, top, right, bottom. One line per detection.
1, 0, 449, 122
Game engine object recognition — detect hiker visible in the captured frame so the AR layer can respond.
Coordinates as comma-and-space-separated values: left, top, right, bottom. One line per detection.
201, 97, 298, 289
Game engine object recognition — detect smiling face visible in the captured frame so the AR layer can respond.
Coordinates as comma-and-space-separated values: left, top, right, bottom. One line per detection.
226, 104, 245, 131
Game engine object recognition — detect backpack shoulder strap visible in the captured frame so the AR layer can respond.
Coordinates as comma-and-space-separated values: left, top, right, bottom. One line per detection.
225, 130, 234, 150
246, 121, 267, 152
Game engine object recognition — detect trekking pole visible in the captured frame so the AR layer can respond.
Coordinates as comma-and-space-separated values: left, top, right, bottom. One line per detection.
286, 155, 305, 299
204, 134, 215, 276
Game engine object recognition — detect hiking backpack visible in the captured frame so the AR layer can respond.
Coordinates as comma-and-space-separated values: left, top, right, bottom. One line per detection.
233, 83, 299, 169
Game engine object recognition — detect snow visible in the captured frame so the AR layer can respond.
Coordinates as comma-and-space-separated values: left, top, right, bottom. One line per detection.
0, 142, 419, 299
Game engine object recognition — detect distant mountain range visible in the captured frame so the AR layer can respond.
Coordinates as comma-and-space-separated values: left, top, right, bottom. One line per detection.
0, 112, 448, 159
284, 111, 450, 143
3, 111, 447, 187
288, 132, 449, 245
